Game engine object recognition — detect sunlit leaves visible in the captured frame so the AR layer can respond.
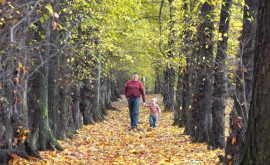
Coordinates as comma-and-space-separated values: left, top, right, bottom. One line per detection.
40, 17, 45, 23
45, 4, 54, 15
14, 126, 30, 145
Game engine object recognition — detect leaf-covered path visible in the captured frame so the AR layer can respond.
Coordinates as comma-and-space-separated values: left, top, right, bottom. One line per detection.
13, 95, 223, 165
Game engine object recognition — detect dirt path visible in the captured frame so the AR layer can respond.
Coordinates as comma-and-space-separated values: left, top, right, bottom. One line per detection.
13, 94, 223, 164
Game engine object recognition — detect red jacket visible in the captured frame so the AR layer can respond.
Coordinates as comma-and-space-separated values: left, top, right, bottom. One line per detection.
124, 80, 146, 102
144, 103, 161, 115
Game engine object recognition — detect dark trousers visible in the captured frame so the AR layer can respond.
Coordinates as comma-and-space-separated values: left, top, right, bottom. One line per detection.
128, 98, 140, 127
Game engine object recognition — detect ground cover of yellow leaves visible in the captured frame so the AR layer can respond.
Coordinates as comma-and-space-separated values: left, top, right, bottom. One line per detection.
12, 94, 224, 165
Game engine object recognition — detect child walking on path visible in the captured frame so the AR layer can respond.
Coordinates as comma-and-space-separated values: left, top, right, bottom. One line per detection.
143, 98, 161, 128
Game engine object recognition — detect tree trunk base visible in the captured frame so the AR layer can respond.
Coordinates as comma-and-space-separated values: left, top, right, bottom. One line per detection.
172, 120, 180, 126
105, 103, 119, 111
25, 140, 42, 160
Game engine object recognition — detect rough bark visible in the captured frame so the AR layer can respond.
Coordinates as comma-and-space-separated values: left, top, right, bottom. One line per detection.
225, 0, 257, 163
91, 39, 104, 122
48, 44, 60, 139
163, 0, 176, 112
80, 79, 94, 125
58, 53, 69, 139
181, 0, 195, 134
0, 1, 42, 162
163, 67, 175, 112
241, 0, 270, 164
29, 17, 62, 151
0, 57, 18, 164
185, 49, 197, 136
173, 67, 183, 126
211, 0, 232, 149
181, 67, 189, 128
71, 86, 83, 131
191, 2, 214, 143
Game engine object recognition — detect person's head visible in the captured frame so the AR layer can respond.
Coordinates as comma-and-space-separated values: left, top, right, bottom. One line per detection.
151, 98, 157, 104
132, 72, 138, 81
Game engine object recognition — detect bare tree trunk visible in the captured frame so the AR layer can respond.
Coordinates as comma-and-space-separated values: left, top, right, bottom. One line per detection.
184, 56, 196, 135
162, 0, 176, 112
180, 67, 188, 127
58, 53, 69, 139
91, 38, 104, 122
173, 67, 183, 126
211, 0, 232, 149
71, 86, 83, 131
80, 79, 94, 125
181, 0, 196, 134
191, 1, 214, 143
0, 1, 42, 161
48, 41, 60, 139
241, 0, 269, 164
225, 0, 257, 163
163, 67, 176, 111
29, 15, 62, 151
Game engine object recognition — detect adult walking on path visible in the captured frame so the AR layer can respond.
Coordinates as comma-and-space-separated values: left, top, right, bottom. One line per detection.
124, 72, 146, 130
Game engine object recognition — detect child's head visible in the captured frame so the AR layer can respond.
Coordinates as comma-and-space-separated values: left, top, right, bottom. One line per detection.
151, 98, 157, 104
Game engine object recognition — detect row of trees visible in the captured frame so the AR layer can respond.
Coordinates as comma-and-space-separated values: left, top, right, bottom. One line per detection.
153, 0, 267, 164
1, 0, 270, 164
0, 0, 134, 163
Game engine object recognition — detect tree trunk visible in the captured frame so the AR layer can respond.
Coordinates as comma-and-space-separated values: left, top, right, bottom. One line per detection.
104, 75, 112, 109
181, 0, 195, 134
0, 1, 41, 161
162, 0, 176, 112
58, 53, 69, 139
225, 0, 257, 163
241, 0, 270, 164
71, 86, 83, 131
191, 2, 214, 143
80, 79, 94, 125
47, 0, 65, 140
91, 39, 104, 122
211, 0, 232, 149
180, 67, 189, 128
48, 45, 60, 139
184, 50, 196, 136
1, 56, 17, 163
163, 67, 175, 111
173, 67, 183, 126
29, 18, 62, 151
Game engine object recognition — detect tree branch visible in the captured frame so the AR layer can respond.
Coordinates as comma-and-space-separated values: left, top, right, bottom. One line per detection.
10, 0, 44, 43
159, 0, 166, 57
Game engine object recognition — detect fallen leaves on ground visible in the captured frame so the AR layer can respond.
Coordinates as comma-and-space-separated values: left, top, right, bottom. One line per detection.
12, 94, 224, 165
